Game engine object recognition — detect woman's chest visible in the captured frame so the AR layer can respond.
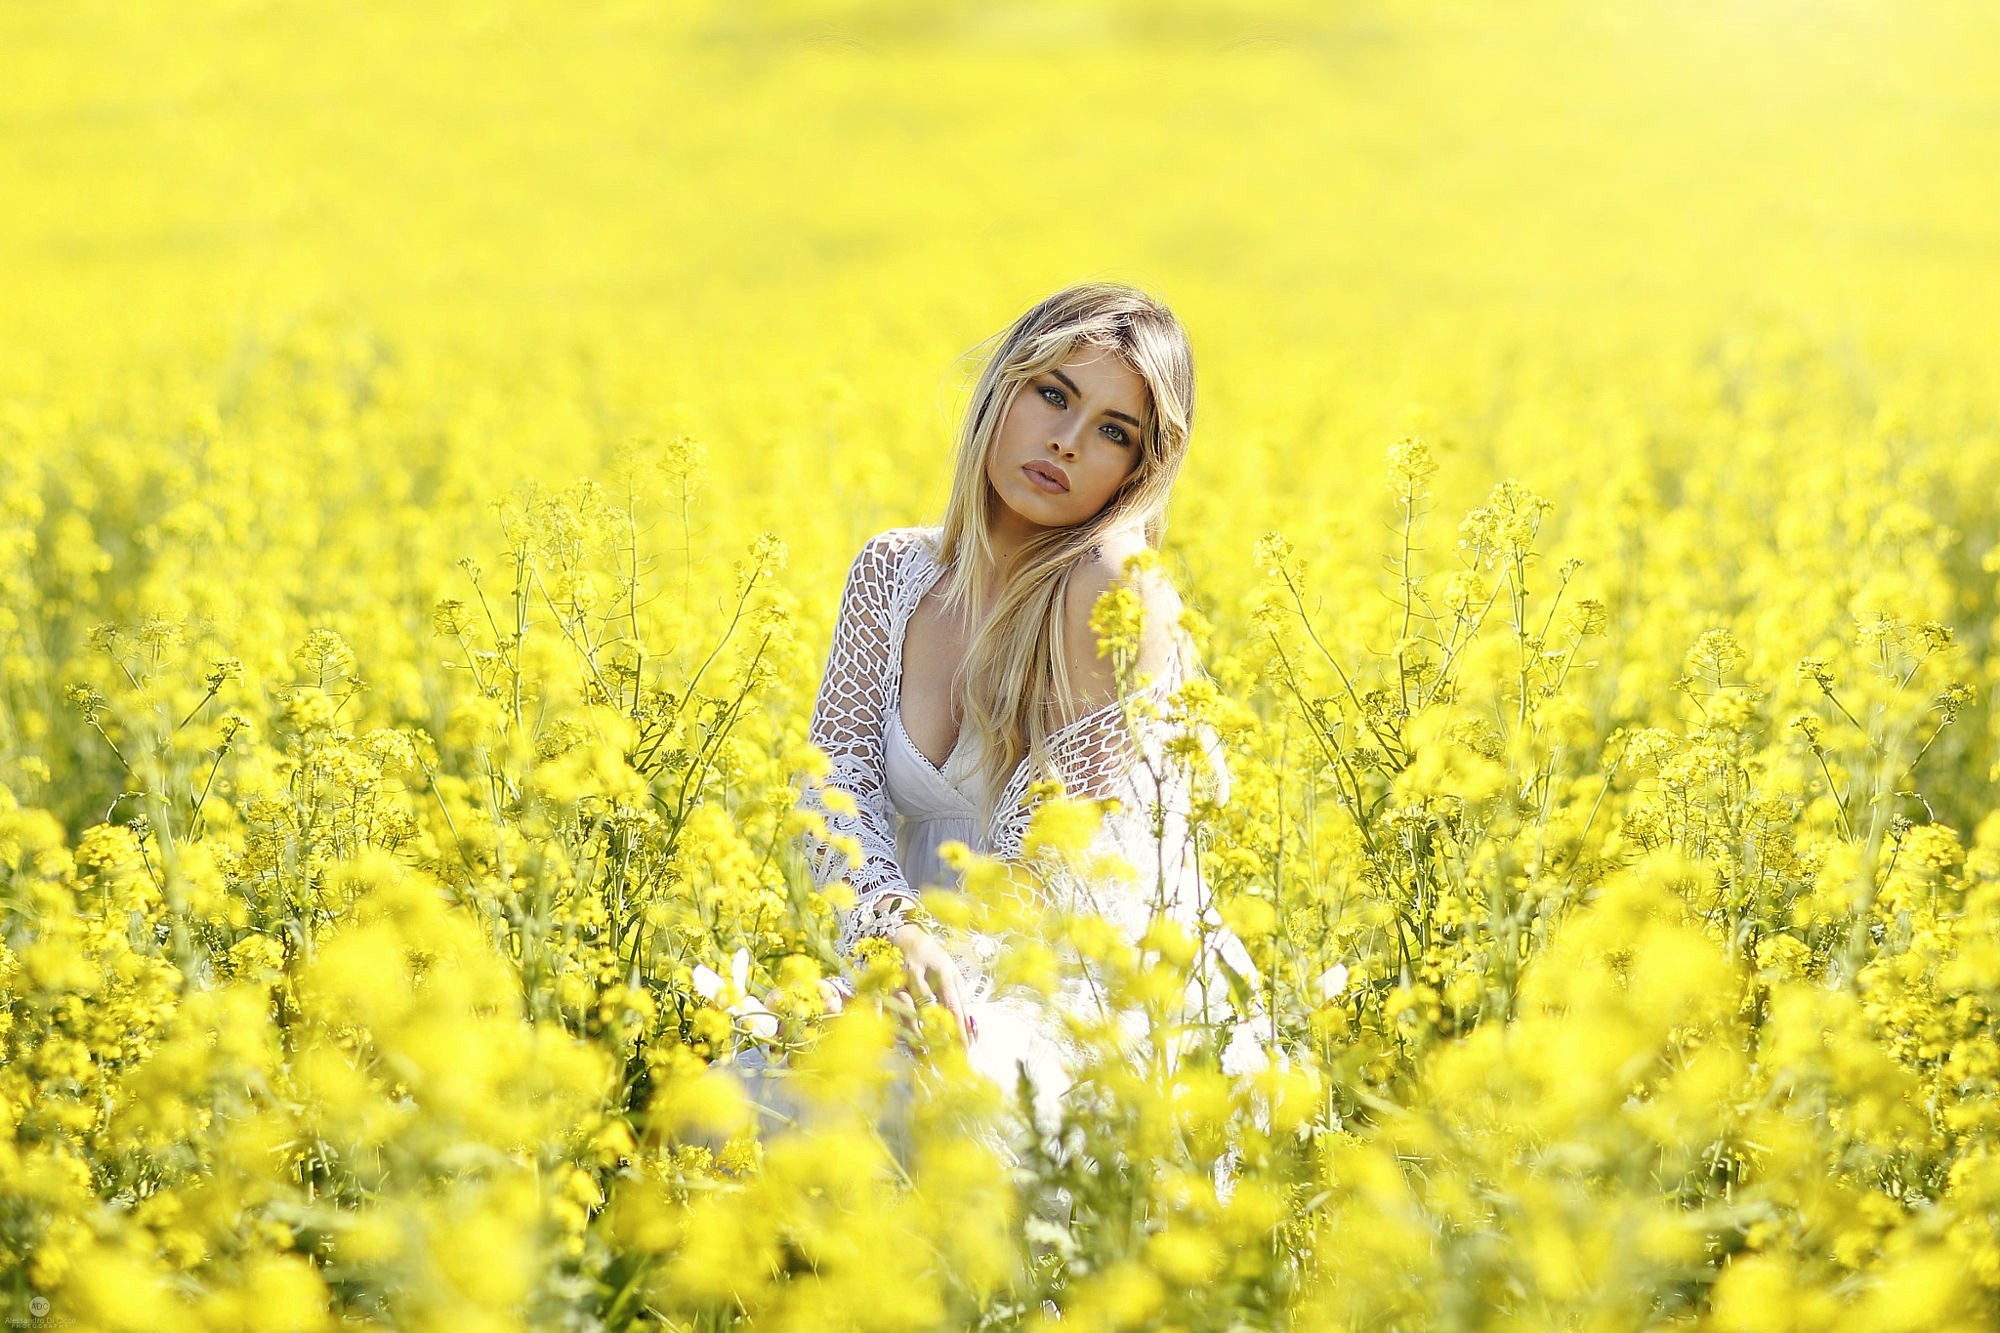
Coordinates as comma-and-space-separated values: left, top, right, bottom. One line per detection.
898, 585, 974, 768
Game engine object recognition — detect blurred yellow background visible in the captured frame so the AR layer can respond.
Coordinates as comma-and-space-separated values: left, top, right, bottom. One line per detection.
10, 0, 1995, 507
10, 0, 1996, 785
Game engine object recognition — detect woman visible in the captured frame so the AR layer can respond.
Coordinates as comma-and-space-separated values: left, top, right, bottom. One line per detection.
796, 281, 1255, 1141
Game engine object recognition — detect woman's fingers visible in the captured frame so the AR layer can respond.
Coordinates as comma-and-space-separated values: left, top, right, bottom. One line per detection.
886, 926, 972, 1047
910, 960, 968, 1044
932, 965, 971, 1042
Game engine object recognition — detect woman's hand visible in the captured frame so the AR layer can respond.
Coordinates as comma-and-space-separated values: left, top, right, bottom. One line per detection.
890, 923, 972, 1045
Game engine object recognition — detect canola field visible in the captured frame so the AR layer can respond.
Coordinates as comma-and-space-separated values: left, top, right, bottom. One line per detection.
6, 1, 2000, 1328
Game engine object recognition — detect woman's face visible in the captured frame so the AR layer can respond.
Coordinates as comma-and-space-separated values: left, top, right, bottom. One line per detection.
985, 346, 1149, 542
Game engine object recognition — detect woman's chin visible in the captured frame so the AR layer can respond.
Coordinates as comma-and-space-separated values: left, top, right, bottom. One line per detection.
992, 490, 1074, 535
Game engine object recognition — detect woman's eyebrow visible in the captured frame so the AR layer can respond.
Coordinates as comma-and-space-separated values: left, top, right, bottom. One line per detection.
1050, 368, 1144, 428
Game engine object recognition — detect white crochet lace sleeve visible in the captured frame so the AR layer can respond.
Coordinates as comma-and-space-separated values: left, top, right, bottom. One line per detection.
798, 530, 929, 959
982, 648, 1227, 855
984, 656, 1231, 906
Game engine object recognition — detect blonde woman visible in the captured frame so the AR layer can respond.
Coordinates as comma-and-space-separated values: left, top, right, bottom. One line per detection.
799, 282, 1258, 1136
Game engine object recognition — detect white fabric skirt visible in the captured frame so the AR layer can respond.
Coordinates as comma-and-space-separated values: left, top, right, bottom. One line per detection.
728, 924, 1266, 1173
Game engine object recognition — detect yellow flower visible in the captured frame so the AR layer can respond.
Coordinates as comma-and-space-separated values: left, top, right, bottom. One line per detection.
1219, 895, 1277, 941
1021, 793, 1104, 858
651, 1067, 753, 1141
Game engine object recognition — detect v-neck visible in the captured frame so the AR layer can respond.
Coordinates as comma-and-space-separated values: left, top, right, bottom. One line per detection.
890, 704, 975, 793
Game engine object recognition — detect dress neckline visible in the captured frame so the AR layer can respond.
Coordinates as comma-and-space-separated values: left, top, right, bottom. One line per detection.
891, 698, 969, 782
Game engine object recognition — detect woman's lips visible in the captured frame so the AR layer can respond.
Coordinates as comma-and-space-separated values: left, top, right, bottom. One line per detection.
1023, 461, 1070, 493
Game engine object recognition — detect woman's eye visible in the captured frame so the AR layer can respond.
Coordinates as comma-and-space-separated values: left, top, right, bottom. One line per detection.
1103, 424, 1130, 445
1039, 385, 1066, 408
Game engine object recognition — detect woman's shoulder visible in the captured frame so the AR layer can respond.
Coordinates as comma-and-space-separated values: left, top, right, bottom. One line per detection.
846, 525, 944, 579
1061, 530, 1185, 684
1066, 530, 1181, 617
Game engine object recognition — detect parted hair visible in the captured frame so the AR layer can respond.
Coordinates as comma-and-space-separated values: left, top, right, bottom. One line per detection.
934, 282, 1197, 813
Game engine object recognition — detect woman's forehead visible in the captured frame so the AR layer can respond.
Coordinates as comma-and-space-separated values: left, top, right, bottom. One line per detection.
1041, 345, 1147, 407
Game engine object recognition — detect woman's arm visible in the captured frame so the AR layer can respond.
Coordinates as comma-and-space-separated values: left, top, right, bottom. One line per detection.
797, 533, 924, 958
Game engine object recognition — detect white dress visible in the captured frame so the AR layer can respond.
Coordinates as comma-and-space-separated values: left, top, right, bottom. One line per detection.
797, 526, 1261, 1143
881, 699, 1067, 1126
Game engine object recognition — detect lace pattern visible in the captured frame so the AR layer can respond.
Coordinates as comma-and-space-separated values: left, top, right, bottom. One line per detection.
798, 526, 1232, 963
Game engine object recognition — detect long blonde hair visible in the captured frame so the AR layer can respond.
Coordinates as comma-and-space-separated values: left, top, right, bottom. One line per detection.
934, 282, 1197, 816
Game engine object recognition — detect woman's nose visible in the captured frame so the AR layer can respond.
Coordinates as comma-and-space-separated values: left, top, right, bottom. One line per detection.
1048, 432, 1078, 458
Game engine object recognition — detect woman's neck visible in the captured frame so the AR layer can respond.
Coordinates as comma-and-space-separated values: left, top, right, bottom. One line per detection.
984, 505, 1039, 572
